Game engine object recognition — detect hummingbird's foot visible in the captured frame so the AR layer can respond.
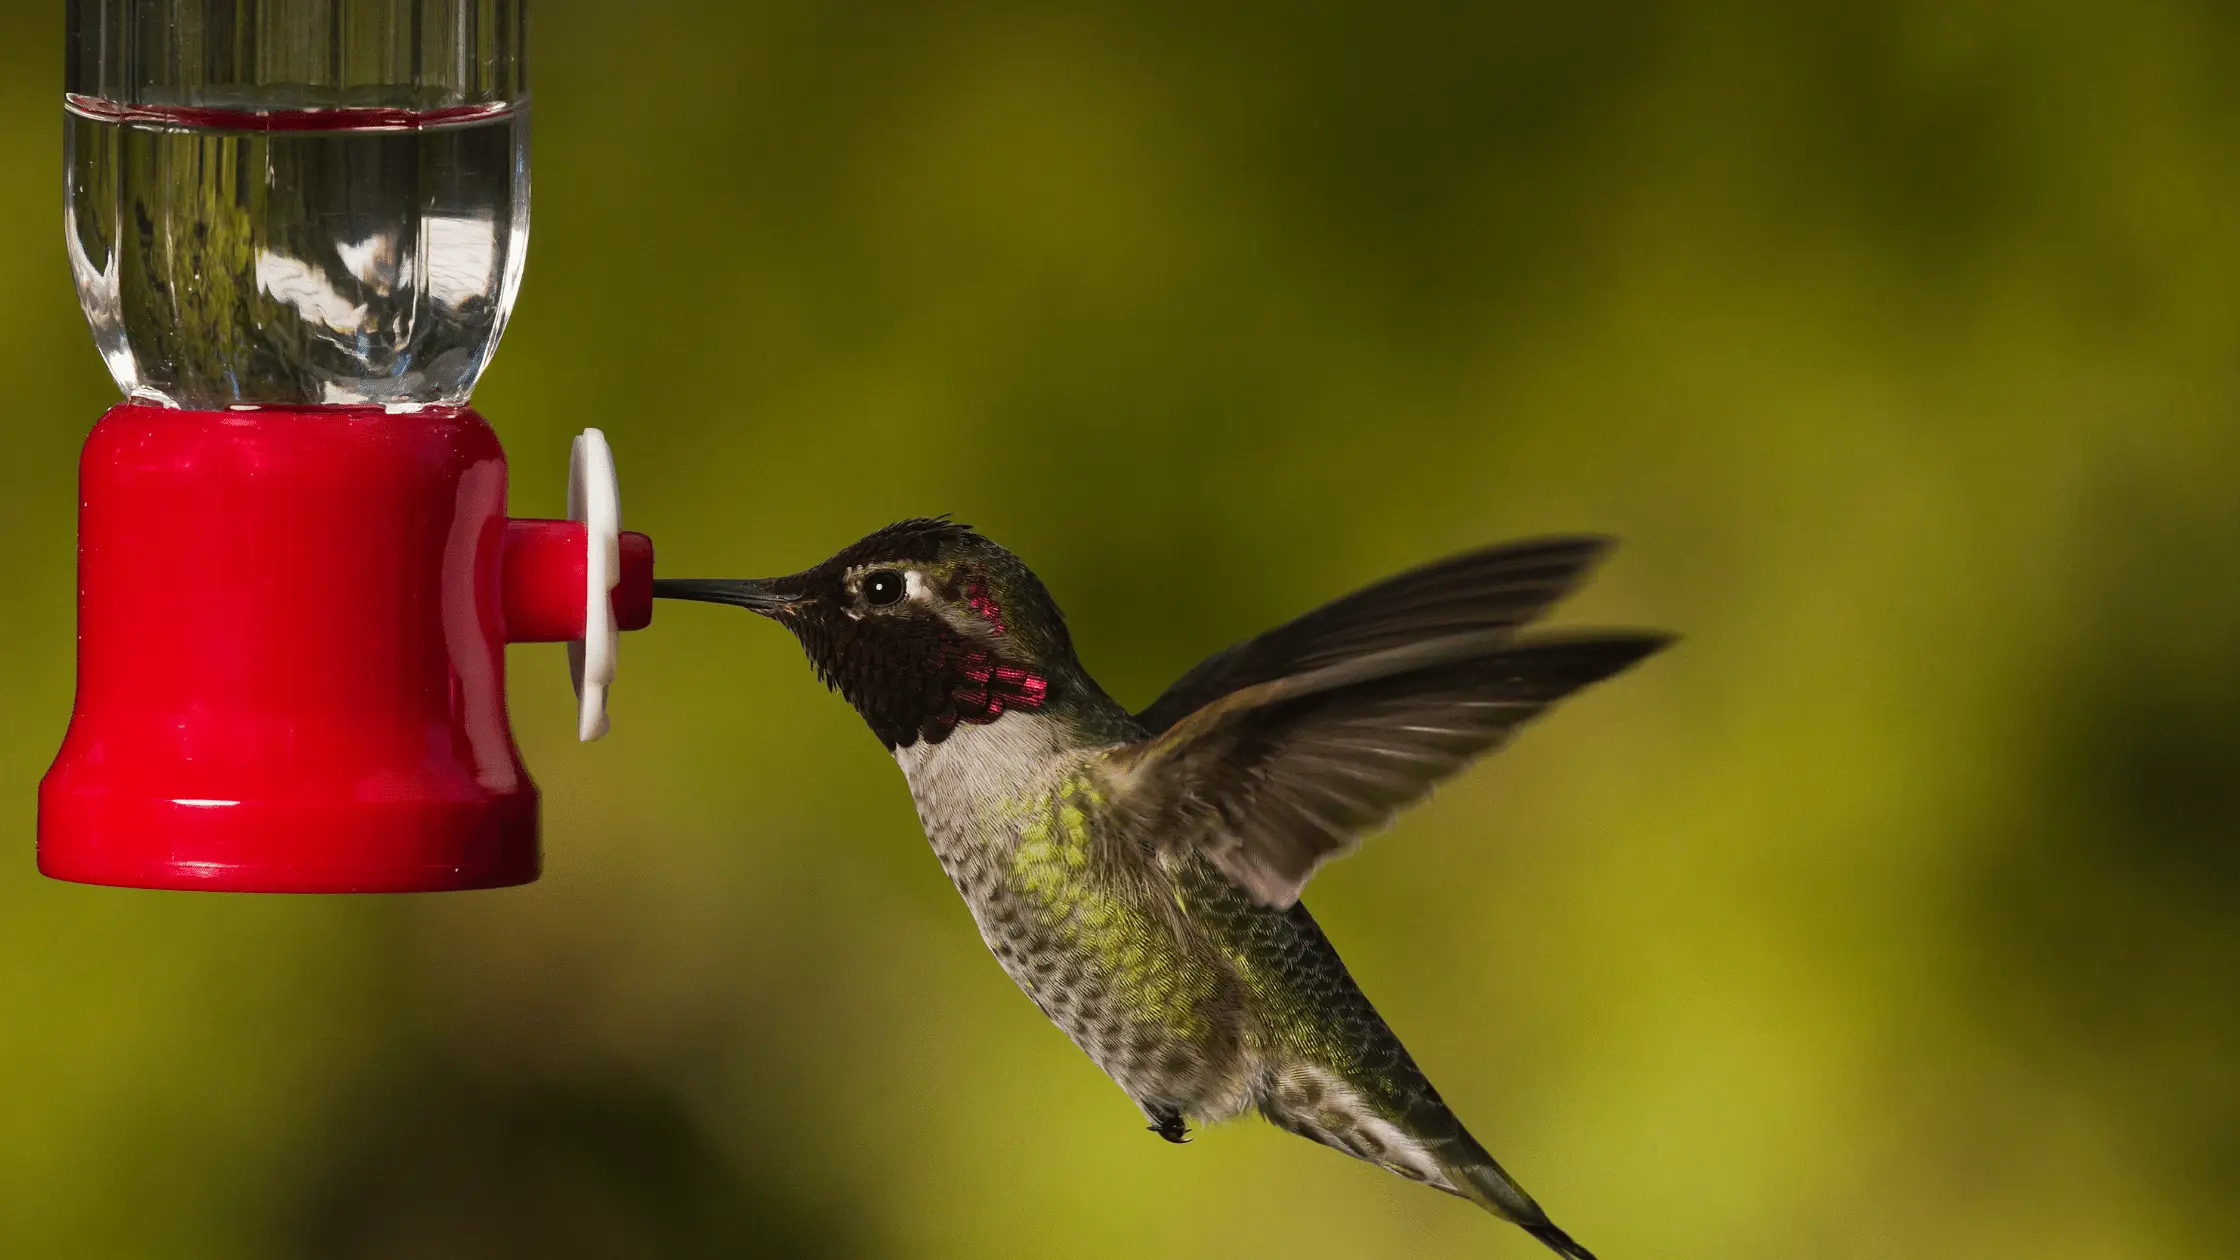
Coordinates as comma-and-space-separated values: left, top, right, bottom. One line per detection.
1147, 1108, 1191, 1145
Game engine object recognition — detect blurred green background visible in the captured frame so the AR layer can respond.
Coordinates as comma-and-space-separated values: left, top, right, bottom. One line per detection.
5, 2, 2238, 1257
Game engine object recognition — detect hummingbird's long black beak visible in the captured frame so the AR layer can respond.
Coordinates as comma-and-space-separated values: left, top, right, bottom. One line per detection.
651, 577, 799, 617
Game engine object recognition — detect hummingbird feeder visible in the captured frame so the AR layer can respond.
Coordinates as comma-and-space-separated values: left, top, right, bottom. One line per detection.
40, 0, 657, 892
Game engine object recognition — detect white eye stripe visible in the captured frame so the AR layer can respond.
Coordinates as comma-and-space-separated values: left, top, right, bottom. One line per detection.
843, 564, 931, 611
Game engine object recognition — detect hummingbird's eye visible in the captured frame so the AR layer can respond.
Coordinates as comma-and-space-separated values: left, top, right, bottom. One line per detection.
861, 569, 907, 607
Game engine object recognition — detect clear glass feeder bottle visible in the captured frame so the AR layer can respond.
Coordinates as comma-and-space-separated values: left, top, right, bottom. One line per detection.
65, 0, 529, 409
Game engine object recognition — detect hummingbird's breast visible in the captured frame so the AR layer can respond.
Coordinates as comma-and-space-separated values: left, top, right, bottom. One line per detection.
895, 715, 1257, 1122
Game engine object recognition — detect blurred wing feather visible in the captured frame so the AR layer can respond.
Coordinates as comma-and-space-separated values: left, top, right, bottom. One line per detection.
1115, 633, 1670, 908
1132, 536, 1611, 734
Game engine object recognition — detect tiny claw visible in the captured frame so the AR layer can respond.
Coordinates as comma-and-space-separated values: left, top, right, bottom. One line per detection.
1148, 1111, 1191, 1144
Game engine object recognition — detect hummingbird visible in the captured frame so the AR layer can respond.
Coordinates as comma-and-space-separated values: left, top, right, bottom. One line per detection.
655, 520, 1666, 1258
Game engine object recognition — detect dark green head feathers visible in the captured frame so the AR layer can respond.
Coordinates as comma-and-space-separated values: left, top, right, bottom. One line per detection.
653, 519, 1085, 749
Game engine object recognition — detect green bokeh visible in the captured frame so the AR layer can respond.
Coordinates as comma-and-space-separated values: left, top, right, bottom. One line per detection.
4, 3, 2237, 1257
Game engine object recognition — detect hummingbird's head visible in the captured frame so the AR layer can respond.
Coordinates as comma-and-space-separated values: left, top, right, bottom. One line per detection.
654, 519, 1082, 750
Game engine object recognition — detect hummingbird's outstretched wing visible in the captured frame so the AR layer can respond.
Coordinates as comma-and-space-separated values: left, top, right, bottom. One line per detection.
1131, 536, 1611, 735
1112, 630, 1669, 908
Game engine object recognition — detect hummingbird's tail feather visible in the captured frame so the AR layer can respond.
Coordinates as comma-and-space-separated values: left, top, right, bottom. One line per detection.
1521, 1220, 1599, 1260
1402, 1103, 1596, 1258
1442, 1136, 1599, 1260
1257, 1063, 1597, 1257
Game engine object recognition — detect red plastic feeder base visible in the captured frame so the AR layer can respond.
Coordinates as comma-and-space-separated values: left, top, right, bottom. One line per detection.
39, 404, 568, 893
